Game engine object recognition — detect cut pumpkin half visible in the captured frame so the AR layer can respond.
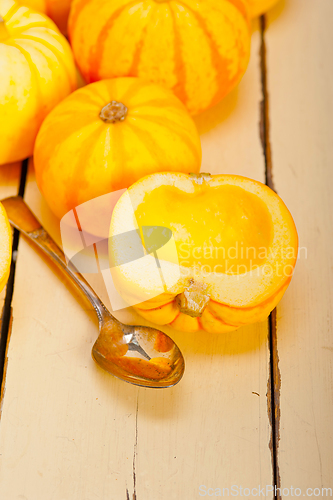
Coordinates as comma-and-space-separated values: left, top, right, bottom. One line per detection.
109, 173, 298, 333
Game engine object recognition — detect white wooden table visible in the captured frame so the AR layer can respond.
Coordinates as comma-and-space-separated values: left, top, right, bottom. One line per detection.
0, 1, 332, 498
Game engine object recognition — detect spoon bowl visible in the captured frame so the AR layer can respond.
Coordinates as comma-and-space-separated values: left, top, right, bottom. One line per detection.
1, 196, 185, 388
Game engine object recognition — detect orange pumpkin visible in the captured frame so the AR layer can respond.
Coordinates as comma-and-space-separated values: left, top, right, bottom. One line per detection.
246, 0, 280, 17
68, 0, 251, 115
109, 173, 298, 333
0, 0, 77, 165
17, 0, 72, 34
34, 77, 202, 220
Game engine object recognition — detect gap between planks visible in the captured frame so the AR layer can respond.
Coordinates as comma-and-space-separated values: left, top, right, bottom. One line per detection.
0, 158, 28, 413
259, 14, 282, 500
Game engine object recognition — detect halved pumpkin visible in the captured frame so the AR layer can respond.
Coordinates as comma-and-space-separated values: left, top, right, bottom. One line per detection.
109, 173, 298, 333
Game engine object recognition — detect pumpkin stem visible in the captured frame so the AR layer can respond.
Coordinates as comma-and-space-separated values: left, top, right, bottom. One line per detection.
0, 15, 10, 42
176, 280, 210, 318
189, 172, 211, 184
99, 101, 128, 123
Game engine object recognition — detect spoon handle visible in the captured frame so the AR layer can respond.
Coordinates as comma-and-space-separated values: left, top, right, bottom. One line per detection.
1, 196, 112, 324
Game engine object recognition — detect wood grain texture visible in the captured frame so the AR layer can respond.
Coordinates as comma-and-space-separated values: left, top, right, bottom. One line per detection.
0, 26, 274, 499
266, 0, 333, 492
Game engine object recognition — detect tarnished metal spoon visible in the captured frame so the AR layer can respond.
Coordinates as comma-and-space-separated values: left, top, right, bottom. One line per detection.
1, 196, 185, 388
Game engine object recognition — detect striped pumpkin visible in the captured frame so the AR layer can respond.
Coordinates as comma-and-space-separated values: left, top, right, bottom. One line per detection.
0, 0, 77, 165
68, 0, 251, 115
34, 77, 202, 220
17, 0, 73, 34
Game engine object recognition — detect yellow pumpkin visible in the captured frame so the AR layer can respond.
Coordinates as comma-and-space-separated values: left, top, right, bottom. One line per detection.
68, 0, 251, 115
0, 202, 12, 293
109, 172, 298, 333
246, 0, 280, 18
34, 78, 202, 220
0, 0, 77, 165
17, 0, 72, 34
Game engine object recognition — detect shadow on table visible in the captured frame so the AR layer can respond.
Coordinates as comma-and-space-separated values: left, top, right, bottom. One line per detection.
167, 322, 268, 357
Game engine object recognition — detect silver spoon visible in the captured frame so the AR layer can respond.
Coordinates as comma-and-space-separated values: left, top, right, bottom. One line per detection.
1, 196, 185, 388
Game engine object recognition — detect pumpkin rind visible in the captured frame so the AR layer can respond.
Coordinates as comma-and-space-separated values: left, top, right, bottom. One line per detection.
34, 78, 202, 220
68, 0, 251, 115
109, 172, 298, 333
0, 0, 77, 165
17, 0, 73, 34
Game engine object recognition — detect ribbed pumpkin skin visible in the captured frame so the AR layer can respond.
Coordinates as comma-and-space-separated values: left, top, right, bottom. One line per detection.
0, 0, 77, 165
246, 0, 279, 17
68, 0, 251, 115
18, 0, 72, 34
34, 78, 202, 220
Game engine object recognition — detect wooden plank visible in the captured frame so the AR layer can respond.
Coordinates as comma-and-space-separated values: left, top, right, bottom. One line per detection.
265, 0, 333, 493
0, 23, 274, 499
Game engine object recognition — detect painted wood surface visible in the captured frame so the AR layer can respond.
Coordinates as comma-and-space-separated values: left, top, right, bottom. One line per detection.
266, 0, 333, 494
0, 21, 275, 500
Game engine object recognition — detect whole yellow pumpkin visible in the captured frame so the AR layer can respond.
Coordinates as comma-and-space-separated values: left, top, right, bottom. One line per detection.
0, 0, 77, 165
17, 0, 72, 34
246, 0, 280, 18
68, 0, 251, 115
109, 172, 298, 333
34, 78, 202, 220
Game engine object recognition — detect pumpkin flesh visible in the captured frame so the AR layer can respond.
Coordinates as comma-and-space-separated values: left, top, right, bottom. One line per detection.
246, 0, 280, 17
135, 183, 273, 272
